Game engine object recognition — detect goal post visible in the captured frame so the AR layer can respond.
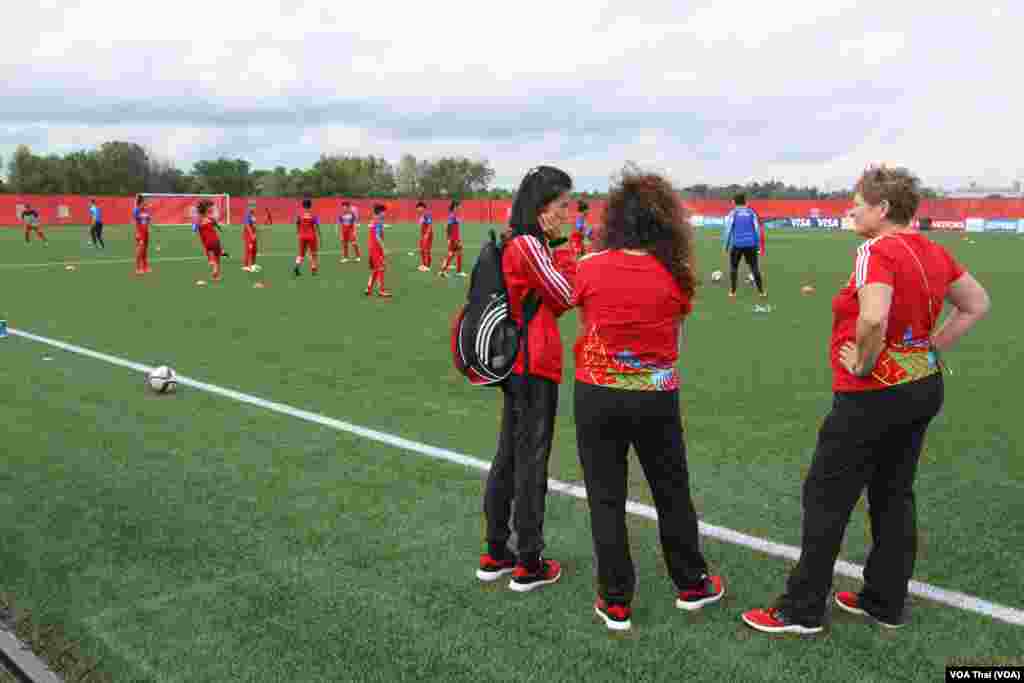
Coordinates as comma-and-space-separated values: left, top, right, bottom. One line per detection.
138, 193, 230, 226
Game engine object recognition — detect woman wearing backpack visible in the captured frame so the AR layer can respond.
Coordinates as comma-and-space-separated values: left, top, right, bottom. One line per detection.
477, 166, 577, 591
573, 172, 724, 631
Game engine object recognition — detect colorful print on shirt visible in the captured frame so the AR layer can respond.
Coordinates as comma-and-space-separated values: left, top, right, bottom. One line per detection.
578, 325, 679, 391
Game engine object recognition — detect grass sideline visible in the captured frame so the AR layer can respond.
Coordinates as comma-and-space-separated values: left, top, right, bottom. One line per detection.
0, 223, 1021, 682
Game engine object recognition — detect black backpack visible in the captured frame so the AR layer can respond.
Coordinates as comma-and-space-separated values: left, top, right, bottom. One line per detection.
451, 231, 539, 386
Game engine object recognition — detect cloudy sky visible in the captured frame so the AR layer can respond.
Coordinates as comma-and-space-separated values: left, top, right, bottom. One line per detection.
3, 0, 1021, 191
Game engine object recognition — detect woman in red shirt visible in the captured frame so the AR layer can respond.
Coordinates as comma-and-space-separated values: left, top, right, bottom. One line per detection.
743, 165, 991, 635
477, 166, 576, 592
573, 173, 724, 632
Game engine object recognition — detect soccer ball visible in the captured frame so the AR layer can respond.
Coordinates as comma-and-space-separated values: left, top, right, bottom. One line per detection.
747, 273, 756, 285
711, 270, 723, 283
147, 366, 177, 394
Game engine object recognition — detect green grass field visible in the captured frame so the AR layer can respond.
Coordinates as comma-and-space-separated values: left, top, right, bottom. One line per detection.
0, 222, 1021, 682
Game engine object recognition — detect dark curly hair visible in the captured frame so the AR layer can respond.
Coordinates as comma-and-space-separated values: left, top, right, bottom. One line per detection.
196, 199, 213, 216
597, 173, 697, 297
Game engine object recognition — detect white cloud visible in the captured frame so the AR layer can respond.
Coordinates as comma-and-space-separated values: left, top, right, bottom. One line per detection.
1, 0, 1021, 190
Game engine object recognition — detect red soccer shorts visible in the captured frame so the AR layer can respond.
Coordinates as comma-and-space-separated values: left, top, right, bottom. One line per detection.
204, 240, 223, 261
341, 225, 357, 242
298, 235, 319, 256
369, 242, 385, 271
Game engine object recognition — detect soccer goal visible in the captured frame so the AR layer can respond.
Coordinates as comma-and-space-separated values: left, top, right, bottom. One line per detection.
139, 193, 230, 226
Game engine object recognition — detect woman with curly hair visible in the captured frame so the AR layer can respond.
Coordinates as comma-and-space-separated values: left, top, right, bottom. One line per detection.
573, 172, 724, 631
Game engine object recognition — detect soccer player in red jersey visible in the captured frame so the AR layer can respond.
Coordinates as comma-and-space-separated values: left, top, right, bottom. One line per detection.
338, 200, 362, 263
21, 203, 46, 244
438, 199, 466, 277
570, 200, 589, 258
365, 203, 392, 297
242, 203, 259, 271
133, 195, 152, 274
194, 199, 224, 281
294, 198, 322, 276
416, 201, 433, 271
264, 207, 273, 226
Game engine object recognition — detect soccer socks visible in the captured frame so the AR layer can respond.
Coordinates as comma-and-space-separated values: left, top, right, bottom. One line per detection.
366, 271, 385, 293
456, 253, 463, 273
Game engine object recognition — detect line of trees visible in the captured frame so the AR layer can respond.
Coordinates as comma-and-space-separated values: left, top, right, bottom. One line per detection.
3, 144, 947, 200
1, 143, 502, 199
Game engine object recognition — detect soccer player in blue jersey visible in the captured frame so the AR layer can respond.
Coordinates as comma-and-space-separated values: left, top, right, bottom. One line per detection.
88, 199, 105, 248
722, 193, 766, 298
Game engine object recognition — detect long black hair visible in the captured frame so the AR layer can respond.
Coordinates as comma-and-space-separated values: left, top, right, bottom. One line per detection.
507, 165, 573, 241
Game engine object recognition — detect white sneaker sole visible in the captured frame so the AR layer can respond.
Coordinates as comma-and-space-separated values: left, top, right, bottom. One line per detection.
595, 606, 631, 631
676, 585, 726, 611
508, 570, 561, 592
833, 593, 904, 629
476, 567, 515, 582
741, 613, 823, 635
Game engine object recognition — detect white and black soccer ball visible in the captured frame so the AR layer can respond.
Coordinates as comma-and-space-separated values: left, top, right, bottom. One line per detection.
711, 270, 723, 283
147, 366, 177, 394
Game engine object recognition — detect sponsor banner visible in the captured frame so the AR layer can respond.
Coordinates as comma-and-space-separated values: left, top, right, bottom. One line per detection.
914, 218, 965, 231
1019, 219, 1024, 234
764, 217, 842, 230
702, 215, 726, 228
965, 218, 985, 233
984, 218, 1019, 233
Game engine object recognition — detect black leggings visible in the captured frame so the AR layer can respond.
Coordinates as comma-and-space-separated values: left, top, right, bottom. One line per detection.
484, 374, 558, 567
777, 374, 944, 625
574, 381, 708, 605
729, 247, 762, 292
90, 222, 105, 248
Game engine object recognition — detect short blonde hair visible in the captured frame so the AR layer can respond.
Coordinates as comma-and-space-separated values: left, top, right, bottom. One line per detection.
854, 165, 921, 225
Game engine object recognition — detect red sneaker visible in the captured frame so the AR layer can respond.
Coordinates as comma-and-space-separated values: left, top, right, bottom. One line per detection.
508, 559, 561, 592
741, 607, 823, 635
834, 592, 904, 629
476, 554, 516, 582
675, 575, 725, 611
594, 598, 632, 632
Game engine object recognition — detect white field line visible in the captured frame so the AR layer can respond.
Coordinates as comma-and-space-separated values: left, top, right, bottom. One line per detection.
0, 249, 346, 270
8, 327, 1024, 628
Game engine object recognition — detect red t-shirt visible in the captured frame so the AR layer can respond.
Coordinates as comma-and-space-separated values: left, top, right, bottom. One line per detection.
196, 218, 220, 246
447, 212, 461, 241
831, 232, 965, 392
296, 211, 319, 239
573, 250, 690, 391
